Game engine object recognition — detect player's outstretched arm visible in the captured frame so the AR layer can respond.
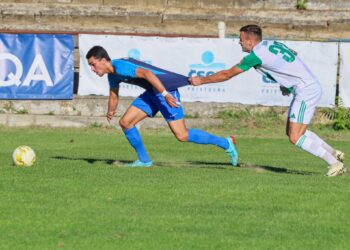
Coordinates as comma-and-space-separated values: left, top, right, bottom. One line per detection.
136, 68, 180, 108
107, 88, 119, 123
189, 66, 244, 86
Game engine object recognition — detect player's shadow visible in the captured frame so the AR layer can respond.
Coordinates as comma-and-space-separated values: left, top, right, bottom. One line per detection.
183, 161, 232, 170
51, 156, 131, 165
50, 156, 315, 175
187, 161, 315, 175
243, 164, 315, 175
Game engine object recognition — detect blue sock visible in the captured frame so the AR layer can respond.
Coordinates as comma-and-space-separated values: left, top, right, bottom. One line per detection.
123, 127, 151, 163
188, 128, 229, 150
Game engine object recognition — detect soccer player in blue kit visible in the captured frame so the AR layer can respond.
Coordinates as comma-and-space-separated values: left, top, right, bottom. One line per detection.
86, 46, 237, 167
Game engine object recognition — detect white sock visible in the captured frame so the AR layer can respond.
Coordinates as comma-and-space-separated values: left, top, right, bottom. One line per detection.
304, 130, 335, 155
296, 134, 338, 165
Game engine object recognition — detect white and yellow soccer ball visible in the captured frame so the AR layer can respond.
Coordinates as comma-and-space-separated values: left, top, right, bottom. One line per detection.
12, 146, 36, 167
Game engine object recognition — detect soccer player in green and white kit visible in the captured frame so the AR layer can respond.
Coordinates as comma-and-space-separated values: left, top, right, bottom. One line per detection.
189, 24, 346, 177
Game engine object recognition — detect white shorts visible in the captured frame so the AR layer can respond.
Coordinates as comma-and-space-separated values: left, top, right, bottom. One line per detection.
288, 82, 322, 124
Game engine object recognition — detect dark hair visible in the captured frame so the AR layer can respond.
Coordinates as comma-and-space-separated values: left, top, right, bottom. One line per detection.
239, 24, 262, 41
86, 46, 111, 61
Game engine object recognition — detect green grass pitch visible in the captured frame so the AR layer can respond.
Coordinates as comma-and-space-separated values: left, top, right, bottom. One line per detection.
0, 126, 349, 249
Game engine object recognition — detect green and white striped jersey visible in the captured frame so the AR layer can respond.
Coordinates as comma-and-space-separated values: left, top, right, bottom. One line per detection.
237, 40, 319, 90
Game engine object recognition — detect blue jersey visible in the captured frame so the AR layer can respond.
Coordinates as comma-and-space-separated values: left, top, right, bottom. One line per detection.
108, 58, 189, 91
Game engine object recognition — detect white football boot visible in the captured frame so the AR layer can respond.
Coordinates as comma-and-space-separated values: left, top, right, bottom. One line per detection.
326, 162, 347, 177
334, 150, 345, 163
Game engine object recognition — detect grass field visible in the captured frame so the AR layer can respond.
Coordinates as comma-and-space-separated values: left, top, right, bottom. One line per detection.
0, 126, 349, 250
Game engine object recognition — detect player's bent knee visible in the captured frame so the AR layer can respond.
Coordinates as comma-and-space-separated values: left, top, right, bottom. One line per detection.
174, 132, 188, 142
119, 118, 132, 130
289, 134, 301, 145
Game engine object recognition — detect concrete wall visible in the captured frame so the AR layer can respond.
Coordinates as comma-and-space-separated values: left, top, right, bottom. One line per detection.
0, 97, 330, 128
4, 0, 350, 10
1, 0, 350, 39
0, 1, 346, 127
0, 96, 239, 128
0, 96, 262, 118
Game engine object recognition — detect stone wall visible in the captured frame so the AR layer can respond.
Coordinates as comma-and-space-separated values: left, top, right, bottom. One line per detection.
0, 97, 329, 128
0, 1, 347, 127
1, 0, 350, 40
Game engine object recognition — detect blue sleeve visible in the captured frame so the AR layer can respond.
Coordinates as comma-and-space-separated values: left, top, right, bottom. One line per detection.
113, 60, 137, 78
108, 74, 121, 89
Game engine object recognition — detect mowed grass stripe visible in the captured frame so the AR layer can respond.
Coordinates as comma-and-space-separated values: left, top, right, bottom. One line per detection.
0, 127, 349, 250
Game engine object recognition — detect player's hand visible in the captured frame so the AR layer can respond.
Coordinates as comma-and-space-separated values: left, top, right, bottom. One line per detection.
189, 76, 202, 86
106, 111, 115, 123
165, 93, 180, 108
280, 86, 290, 96
290, 48, 298, 56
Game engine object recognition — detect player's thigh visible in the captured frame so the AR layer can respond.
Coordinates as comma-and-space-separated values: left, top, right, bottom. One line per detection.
153, 89, 185, 122
120, 106, 148, 129
285, 119, 290, 136
287, 98, 311, 143
132, 90, 160, 116
287, 84, 321, 137
288, 96, 318, 125
125, 90, 160, 123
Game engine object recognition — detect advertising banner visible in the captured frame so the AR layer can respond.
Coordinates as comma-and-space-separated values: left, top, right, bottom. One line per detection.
339, 43, 350, 107
79, 35, 337, 107
0, 34, 74, 99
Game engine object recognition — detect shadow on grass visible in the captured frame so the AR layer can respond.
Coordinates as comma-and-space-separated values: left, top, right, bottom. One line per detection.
238, 163, 315, 175
186, 161, 315, 175
51, 156, 131, 165
51, 156, 315, 175
51, 156, 229, 169
184, 161, 233, 170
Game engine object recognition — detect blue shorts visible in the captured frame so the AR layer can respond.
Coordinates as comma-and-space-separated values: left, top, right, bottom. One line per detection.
131, 89, 185, 122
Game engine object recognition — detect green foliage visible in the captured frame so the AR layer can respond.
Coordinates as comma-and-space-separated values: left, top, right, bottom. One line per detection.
2, 101, 15, 112
296, 0, 307, 10
89, 122, 103, 128
217, 108, 252, 119
216, 107, 284, 129
3, 103, 29, 114
321, 98, 350, 130
185, 113, 200, 118
16, 108, 28, 114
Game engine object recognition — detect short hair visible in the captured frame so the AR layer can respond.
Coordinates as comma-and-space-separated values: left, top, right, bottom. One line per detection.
86, 46, 111, 61
239, 24, 262, 41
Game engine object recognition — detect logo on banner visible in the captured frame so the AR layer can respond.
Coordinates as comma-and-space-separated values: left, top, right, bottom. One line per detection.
127, 49, 152, 64
121, 49, 153, 92
0, 53, 53, 87
260, 71, 280, 95
188, 51, 226, 77
186, 51, 226, 94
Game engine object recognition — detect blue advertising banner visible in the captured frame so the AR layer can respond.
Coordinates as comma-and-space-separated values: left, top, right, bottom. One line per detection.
0, 34, 74, 99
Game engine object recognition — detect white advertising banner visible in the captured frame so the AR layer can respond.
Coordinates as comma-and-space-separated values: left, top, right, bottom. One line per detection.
79, 35, 337, 107
339, 43, 350, 107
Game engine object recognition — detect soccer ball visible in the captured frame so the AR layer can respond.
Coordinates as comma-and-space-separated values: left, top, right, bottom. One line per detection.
12, 146, 36, 167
